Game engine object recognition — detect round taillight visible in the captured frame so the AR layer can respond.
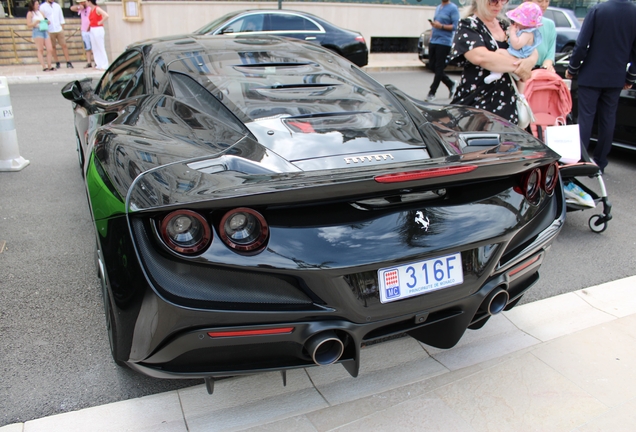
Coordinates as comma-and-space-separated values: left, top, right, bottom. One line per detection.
542, 163, 559, 195
523, 168, 541, 200
160, 210, 211, 255
219, 208, 269, 253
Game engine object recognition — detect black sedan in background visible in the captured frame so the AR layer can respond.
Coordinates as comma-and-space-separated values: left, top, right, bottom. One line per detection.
193, 9, 368, 67
62, 34, 564, 389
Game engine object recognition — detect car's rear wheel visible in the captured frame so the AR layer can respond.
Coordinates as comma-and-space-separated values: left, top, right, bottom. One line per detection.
561, 44, 574, 55
96, 244, 126, 367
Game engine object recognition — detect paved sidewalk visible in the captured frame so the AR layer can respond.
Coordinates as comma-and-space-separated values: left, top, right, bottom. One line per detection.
0, 53, 425, 84
1, 276, 635, 432
0, 63, 103, 85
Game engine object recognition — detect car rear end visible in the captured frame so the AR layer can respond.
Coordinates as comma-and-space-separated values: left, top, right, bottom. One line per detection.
93, 36, 564, 380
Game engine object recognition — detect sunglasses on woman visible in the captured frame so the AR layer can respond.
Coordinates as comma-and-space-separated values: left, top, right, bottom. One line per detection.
488, 0, 509, 5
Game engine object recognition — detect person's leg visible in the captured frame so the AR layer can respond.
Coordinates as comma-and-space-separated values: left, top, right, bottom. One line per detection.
428, 43, 444, 97
576, 85, 601, 153
437, 44, 455, 91
44, 36, 54, 69
58, 30, 72, 66
49, 32, 60, 66
82, 32, 93, 66
90, 27, 108, 69
592, 87, 622, 172
34, 37, 45, 69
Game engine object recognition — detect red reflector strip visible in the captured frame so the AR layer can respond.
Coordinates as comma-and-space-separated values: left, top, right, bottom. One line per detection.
374, 165, 478, 183
508, 254, 541, 277
207, 327, 295, 338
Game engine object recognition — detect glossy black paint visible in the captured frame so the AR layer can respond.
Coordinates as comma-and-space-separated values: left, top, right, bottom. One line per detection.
62, 35, 565, 381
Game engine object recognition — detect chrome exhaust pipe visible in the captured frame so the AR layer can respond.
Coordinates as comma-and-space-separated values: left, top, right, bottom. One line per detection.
484, 288, 509, 315
305, 331, 345, 366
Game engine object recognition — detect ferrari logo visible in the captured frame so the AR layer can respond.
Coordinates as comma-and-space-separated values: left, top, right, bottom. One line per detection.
415, 211, 430, 231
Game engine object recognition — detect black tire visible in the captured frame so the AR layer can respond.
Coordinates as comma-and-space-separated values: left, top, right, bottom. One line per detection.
97, 246, 126, 367
561, 44, 574, 55
588, 214, 608, 233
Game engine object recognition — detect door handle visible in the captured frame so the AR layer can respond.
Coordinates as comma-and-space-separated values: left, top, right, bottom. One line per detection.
305, 37, 316, 40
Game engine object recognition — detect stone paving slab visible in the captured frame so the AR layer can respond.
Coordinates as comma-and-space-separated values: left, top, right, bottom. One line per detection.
2, 276, 635, 432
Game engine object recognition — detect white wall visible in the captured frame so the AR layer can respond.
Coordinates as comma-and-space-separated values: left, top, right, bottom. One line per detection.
103, 1, 438, 60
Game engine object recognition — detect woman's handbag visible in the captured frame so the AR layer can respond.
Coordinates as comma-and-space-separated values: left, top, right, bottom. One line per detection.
39, 19, 49, 31
509, 73, 535, 129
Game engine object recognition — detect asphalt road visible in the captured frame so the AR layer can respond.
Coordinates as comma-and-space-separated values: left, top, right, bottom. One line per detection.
0, 72, 635, 426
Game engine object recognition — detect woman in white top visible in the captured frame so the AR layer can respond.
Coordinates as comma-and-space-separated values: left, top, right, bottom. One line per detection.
26, 0, 55, 71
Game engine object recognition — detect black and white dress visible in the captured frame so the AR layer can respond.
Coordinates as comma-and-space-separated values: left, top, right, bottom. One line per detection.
449, 16, 518, 124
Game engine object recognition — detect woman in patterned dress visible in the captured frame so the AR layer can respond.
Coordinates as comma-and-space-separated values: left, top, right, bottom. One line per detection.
448, 0, 538, 124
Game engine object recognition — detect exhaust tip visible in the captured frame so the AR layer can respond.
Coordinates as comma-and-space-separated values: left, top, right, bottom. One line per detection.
306, 331, 345, 366
487, 289, 509, 315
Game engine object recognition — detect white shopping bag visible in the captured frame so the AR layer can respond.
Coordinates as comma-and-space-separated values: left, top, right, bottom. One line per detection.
545, 124, 581, 164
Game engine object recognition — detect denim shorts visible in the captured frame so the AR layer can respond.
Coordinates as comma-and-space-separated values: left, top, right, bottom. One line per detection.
32, 28, 48, 39
81, 31, 92, 51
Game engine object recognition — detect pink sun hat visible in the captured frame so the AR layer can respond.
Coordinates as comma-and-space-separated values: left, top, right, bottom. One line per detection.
506, 2, 543, 27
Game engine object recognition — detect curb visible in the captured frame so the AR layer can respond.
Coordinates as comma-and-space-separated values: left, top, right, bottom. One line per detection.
6, 73, 102, 85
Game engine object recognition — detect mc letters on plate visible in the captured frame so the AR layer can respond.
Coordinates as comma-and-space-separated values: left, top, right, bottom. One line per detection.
378, 253, 463, 303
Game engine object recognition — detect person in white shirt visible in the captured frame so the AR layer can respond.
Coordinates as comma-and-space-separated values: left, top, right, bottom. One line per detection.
39, 0, 73, 69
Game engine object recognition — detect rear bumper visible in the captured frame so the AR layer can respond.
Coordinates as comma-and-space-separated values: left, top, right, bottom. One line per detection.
128, 249, 548, 380
126, 188, 564, 379
110, 177, 567, 379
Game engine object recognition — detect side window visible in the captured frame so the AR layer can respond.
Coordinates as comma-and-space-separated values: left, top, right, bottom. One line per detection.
97, 51, 145, 102
551, 11, 572, 28
268, 14, 318, 31
222, 15, 264, 34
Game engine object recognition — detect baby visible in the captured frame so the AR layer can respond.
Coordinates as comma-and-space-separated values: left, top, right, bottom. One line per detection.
484, 1, 543, 90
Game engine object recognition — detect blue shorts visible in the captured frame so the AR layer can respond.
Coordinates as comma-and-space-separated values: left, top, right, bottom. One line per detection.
32, 28, 48, 39
81, 31, 92, 51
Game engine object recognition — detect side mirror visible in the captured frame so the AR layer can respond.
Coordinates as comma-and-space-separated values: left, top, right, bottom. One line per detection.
220, 27, 234, 35
61, 80, 84, 103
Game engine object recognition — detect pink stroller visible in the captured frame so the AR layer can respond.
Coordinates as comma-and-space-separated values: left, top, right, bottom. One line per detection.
524, 69, 612, 233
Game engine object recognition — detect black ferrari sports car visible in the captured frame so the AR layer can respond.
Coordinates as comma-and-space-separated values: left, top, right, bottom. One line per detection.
62, 34, 565, 391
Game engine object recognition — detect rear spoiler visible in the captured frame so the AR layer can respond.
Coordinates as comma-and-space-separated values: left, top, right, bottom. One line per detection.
126, 149, 558, 213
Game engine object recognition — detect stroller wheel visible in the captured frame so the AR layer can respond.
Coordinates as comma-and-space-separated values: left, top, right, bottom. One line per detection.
589, 214, 608, 233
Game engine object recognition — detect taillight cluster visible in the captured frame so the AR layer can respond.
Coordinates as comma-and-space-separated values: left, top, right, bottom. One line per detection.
158, 208, 269, 256
159, 210, 211, 255
219, 207, 269, 253
520, 162, 559, 200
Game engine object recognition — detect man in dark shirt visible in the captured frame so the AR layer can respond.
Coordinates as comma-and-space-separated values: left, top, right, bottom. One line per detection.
566, 0, 636, 173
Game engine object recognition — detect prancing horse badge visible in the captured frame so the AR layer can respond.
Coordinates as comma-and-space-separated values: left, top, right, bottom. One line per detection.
415, 211, 430, 231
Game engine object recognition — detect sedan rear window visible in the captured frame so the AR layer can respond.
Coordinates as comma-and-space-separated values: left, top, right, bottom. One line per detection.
267, 14, 320, 32
550, 11, 572, 28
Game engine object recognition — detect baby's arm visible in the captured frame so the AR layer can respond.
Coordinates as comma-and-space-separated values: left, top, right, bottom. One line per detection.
508, 26, 534, 51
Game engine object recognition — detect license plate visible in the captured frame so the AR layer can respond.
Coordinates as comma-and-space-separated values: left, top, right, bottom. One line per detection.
378, 253, 463, 304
